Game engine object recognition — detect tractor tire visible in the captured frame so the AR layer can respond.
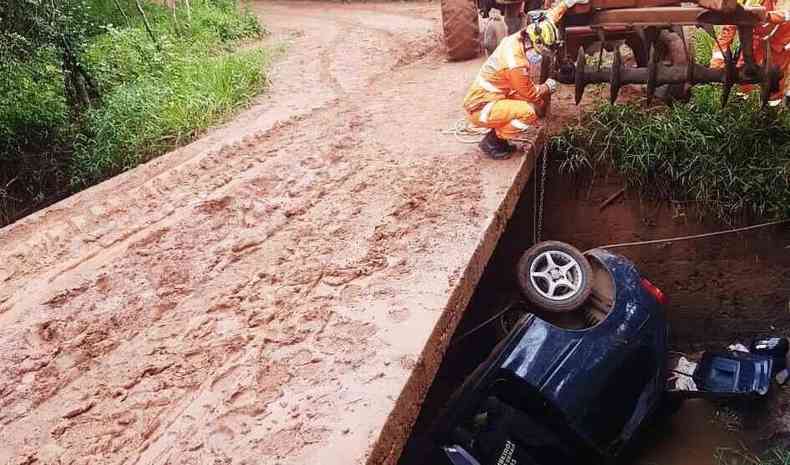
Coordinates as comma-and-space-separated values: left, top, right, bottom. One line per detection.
624, 30, 691, 101
656, 30, 690, 102
625, 35, 648, 67
442, 0, 480, 61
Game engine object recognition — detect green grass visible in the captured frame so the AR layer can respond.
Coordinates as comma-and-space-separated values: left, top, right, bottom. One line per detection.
715, 446, 790, 465
72, 47, 269, 181
549, 86, 790, 223
70, 0, 269, 186
0, 49, 70, 221
692, 26, 741, 65
0, 0, 271, 222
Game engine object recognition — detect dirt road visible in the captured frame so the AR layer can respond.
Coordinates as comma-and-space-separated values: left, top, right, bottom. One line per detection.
0, 2, 545, 464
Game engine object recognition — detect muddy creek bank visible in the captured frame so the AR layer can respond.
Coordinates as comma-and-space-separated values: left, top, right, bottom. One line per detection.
398, 163, 789, 465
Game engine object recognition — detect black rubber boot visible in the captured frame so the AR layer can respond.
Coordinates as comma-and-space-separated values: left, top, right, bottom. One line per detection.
478, 130, 513, 160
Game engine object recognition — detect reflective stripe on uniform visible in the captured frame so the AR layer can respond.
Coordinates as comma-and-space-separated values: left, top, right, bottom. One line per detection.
477, 77, 502, 93
479, 101, 496, 123
511, 119, 530, 130
483, 54, 500, 72
506, 44, 519, 69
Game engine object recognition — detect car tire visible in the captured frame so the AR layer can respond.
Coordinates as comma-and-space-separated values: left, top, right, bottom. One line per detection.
517, 241, 593, 312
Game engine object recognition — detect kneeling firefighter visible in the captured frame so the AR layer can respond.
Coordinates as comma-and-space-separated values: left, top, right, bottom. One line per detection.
463, 0, 588, 159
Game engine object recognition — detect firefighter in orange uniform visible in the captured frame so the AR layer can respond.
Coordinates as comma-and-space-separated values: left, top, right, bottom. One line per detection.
464, 0, 587, 159
710, 0, 790, 103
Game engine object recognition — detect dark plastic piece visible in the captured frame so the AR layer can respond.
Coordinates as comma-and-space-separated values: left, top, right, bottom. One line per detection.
443, 445, 483, 465
693, 351, 773, 396
750, 336, 789, 373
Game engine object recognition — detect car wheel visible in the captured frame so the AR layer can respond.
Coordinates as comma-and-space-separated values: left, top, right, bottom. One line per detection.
516, 241, 593, 312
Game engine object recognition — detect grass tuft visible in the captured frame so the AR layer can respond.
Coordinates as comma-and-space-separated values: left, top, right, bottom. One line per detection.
550, 87, 790, 223
72, 45, 270, 185
715, 446, 790, 465
0, 0, 271, 222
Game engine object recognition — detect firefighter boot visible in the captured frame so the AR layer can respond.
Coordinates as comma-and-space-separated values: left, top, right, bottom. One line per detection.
479, 130, 513, 160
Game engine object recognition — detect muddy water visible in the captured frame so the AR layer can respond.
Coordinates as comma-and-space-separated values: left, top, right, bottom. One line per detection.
636, 400, 750, 465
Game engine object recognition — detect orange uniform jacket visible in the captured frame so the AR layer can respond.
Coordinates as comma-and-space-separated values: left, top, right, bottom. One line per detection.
463, 2, 568, 114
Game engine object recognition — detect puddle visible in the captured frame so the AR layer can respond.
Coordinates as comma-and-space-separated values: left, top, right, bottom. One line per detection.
636, 400, 753, 465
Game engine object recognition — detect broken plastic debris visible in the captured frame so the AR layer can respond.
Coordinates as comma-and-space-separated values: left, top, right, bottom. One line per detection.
672, 356, 698, 391
750, 337, 789, 374
776, 368, 789, 385
727, 343, 750, 353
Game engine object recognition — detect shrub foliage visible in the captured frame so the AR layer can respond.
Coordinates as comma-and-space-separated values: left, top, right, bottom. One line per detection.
550, 87, 790, 222
0, 0, 268, 224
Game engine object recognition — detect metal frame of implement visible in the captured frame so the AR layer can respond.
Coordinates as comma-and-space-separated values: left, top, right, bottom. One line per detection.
557, 5, 783, 106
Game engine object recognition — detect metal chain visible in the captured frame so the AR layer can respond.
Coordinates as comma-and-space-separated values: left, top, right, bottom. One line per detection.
534, 142, 549, 244
533, 148, 538, 243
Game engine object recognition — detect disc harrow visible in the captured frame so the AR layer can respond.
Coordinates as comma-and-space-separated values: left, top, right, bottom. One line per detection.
553, 1, 784, 106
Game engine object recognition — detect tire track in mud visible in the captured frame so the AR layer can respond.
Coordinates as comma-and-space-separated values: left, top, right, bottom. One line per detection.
3, 111, 480, 464
0, 7, 436, 318
0, 3, 490, 464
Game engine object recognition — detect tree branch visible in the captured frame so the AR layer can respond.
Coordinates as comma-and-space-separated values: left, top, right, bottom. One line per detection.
134, 0, 159, 49
112, 0, 131, 26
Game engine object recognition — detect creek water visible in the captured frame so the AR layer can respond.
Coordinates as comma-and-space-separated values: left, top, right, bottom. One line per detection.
636, 400, 754, 465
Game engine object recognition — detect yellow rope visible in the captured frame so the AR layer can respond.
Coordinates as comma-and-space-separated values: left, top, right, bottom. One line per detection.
590, 218, 789, 251
442, 119, 489, 144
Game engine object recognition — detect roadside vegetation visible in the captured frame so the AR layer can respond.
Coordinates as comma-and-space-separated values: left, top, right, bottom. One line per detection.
716, 446, 790, 465
550, 31, 790, 223
0, 0, 270, 224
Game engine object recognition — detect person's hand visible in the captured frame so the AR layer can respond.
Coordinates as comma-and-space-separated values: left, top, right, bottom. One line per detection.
544, 78, 558, 94
767, 10, 790, 23
709, 51, 725, 69
564, 0, 590, 8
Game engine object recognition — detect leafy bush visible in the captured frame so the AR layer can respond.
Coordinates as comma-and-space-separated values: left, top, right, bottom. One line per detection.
71, 0, 268, 185
550, 88, 790, 222
187, 0, 264, 41
72, 47, 269, 183
0, 50, 70, 222
0, 0, 270, 223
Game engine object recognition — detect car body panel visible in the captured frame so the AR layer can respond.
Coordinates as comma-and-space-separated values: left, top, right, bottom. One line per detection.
434, 249, 668, 465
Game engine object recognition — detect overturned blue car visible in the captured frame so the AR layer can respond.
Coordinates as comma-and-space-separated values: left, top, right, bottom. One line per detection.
433, 242, 773, 465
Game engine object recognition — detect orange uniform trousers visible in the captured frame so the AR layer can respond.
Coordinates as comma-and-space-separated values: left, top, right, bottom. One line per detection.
467, 99, 544, 140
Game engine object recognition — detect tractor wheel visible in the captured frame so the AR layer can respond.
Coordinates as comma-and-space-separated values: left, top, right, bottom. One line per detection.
625, 35, 648, 67
656, 30, 691, 101
624, 31, 690, 66
624, 31, 691, 101
441, 0, 480, 61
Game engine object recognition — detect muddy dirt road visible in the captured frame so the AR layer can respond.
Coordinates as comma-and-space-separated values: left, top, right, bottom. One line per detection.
0, 2, 556, 464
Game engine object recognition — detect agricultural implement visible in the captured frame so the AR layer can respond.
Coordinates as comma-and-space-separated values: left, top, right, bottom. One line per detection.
440, 0, 783, 106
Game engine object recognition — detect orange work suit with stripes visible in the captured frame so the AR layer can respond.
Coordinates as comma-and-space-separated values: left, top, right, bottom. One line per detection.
463, 3, 568, 140
713, 0, 790, 99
